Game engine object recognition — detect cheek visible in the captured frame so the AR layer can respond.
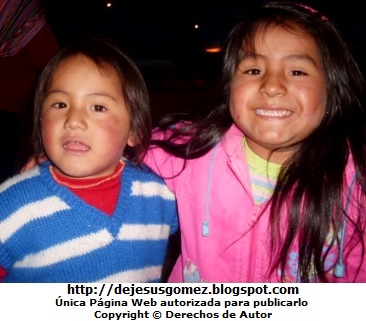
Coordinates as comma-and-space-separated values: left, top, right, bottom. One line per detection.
229, 92, 249, 122
41, 118, 53, 140
229, 89, 240, 118
99, 119, 131, 147
41, 119, 55, 145
306, 99, 326, 124
301, 83, 327, 111
230, 109, 241, 122
103, 117, 124, 135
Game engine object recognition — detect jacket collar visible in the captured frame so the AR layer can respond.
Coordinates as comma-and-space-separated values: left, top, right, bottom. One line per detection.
221, 124, 245, 157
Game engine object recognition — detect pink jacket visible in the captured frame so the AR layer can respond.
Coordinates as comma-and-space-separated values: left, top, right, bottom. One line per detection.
145, 124, 366, 282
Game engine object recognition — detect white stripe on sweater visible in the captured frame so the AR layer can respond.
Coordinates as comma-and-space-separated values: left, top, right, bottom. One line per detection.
0, 196, 70, 243
14, 229, 114, 268
131, 181, 175, 200
0, 167, 40, 193
97, 265, 162, 282
117, 224, 170, 240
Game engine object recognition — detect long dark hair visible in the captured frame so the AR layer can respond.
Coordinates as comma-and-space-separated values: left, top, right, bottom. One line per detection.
153, 2, 366, 281
33, 36, 151, 165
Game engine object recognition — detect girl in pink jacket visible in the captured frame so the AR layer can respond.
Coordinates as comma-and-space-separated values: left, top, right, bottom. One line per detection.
146, 2, 366, 282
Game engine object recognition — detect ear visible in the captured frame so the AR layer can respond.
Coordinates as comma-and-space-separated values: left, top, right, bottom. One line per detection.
127, 130, 137, 147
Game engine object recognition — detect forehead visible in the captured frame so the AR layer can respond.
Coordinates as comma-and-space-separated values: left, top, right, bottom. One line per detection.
45, 54, 124, 100
53, 54, 119, 81
248, 24, 320, 60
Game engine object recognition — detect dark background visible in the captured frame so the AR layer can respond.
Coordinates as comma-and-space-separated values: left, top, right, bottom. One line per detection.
40, 0, 366, 122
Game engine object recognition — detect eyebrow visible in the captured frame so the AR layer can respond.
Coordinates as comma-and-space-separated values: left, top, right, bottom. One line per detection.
241, 52, 318, 66
285, 54, 318, 66
46, 89, 119, 102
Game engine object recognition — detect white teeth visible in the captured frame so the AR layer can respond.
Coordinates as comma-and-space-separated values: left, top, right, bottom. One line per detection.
255, 109, 291, 117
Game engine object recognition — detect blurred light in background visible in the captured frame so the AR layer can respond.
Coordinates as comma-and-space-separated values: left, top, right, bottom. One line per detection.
204, 47, 222, 53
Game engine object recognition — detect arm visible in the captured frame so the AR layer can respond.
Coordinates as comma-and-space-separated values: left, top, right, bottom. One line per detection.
144, 129, 185, 193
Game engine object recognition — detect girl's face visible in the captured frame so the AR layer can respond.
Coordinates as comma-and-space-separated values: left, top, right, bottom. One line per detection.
229, 25, 327, 164
41, 54, 136, 178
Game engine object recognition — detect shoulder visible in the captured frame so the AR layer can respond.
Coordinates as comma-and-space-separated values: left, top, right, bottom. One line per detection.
0, 166, 42, 195
123, 161, 175, 201
0, 165, 52, 222
0, 162, 58, 207
124, 160, 165, 182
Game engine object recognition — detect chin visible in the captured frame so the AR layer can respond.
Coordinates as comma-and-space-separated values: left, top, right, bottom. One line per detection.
56, 167, 92, 179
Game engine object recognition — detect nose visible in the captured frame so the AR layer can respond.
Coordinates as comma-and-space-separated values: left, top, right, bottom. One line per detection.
259, 71, 287, 97
64, 107, 87, 130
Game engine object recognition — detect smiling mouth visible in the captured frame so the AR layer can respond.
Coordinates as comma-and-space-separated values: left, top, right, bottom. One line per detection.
255, 109, 292, 117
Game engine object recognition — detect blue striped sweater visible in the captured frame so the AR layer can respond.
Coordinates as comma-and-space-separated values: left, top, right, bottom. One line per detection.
0, 161, 178, 282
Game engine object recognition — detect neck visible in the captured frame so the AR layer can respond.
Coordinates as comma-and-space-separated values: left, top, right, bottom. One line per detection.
50, 160, 125, 189
245, 141, 294, 165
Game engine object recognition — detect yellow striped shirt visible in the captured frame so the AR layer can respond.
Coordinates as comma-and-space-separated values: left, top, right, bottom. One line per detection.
243, 138, 281, 204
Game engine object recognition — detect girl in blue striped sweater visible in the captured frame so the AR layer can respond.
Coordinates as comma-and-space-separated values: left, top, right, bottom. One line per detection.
0, 37, 178, 282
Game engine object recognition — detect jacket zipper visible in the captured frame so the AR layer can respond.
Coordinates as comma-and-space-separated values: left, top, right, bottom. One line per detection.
247, 205, 260, 281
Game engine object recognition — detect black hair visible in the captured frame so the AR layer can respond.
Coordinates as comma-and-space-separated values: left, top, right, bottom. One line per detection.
152, 2, 366, 281
33, 36, 151, 164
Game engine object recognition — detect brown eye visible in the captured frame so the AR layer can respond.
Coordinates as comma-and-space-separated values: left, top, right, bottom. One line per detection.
245, 68, 261, 75
52, 102, 67, 109
91, 105, 107, 112
291, 70, 307, 76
